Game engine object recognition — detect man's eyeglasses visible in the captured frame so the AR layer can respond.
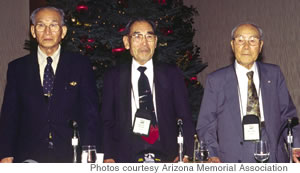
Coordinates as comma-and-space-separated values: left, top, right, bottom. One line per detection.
35, 23, 61, 32
233, 36, 260, 46
129, 33, 156, 42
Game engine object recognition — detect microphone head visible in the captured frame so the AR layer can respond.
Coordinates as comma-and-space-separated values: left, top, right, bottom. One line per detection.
177, 118, 183, 125
69, 120, 78, 129
289, 117, 299, 127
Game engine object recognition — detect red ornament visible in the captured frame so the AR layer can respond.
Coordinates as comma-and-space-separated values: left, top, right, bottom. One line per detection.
167, 29, 173, 35
118, 27, 125, 32
112, 47, 125, 53
190, 77, 197, 81
160, 28, 173, 35
76, 4, 88, 12
87, 38, 95, 43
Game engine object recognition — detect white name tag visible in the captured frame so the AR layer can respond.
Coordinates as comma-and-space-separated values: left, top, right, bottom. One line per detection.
133, 117, 151, 136
243, 123, 260, 141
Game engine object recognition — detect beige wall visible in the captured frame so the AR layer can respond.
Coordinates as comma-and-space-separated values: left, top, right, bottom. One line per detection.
184, 0, 300, 117
0, 0, 29, 109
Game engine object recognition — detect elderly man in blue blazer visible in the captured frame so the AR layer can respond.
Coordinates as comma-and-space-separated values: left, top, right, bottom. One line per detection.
101, 18, 194, 163
0, 7, 99, 163
196, 23, 300, 163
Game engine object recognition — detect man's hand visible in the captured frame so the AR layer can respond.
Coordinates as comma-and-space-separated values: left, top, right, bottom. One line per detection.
0, 157, 13, 163
293, 150, 300, 163
104, 158, 116, 163
208, 157, 221, 163
173, 156, 189, 163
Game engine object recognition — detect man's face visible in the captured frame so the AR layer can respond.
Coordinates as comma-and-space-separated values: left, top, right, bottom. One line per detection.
230, 24, 263, 69
123, 21, 157, 65
30, 9, 67, 52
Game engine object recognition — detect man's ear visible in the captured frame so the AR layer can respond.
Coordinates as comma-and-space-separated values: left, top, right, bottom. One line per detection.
230, 40, 235, 52
123, 36, 130, 50
30, 25, 36, 38
259, 40, 264, 53
61, 26, 67, 39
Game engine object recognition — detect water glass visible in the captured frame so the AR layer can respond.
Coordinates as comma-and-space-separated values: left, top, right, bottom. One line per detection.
254, 140, 270, 163
195, 140, 209, 162
81, 145, 97, 163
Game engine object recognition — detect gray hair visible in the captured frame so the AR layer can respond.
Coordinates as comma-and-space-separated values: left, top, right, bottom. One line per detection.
123, 17, 157, 35
231, 22, 263, 40
30, 6, 65, 25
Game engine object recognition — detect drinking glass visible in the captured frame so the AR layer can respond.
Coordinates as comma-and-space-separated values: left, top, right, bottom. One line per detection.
254, 140, 270, 163
195, 140, 209, 162
81, 145, 97, 163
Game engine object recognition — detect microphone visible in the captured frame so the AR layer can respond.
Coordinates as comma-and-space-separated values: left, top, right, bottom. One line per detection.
69, 120, 78, 129
177, 118, 183, 134
287, 117, 299, 130
177, 118, 184, 163
69, 120, 79, 163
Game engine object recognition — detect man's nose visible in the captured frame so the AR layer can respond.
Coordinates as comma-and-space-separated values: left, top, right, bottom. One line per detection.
44, 26, 52, 34
243, 41, 250, 49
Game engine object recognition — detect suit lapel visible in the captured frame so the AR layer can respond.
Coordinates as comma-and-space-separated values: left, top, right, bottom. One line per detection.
257, 62, 271, 126
119, 63, 132, 129
225, 65, 243, 139
27, 53, 47, 104
153, 63, 168, 125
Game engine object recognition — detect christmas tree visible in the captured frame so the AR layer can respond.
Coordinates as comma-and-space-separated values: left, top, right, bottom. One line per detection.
37, 0, 207, 122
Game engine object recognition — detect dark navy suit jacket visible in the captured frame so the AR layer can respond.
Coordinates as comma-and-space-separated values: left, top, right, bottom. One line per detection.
0, 51, 99, 162
101, 61, 194, 162
196, 61, 300, 163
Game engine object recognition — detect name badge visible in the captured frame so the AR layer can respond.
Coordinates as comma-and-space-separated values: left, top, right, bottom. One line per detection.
242, 114, 261, 141
132, 109, 152, 136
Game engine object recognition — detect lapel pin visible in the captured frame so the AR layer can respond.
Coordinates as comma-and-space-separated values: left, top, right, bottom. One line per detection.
267, 80, 271, 84
70, 81, 77, 86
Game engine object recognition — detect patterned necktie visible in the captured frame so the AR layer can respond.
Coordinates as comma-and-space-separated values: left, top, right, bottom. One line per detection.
246, 71, 261, 119
43, 57, 54, 97
138, 66, 159, 144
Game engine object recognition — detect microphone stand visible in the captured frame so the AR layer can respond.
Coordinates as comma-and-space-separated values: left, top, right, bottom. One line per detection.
70, 120, 79, 163
72, 128, 79, 163
287, 119, 293, 163
177, 119, 184, 163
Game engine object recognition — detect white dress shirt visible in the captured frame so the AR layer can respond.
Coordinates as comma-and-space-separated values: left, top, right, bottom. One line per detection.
37, 45, 61, 86
235, 60, 265, 122
131, 58, 157, 125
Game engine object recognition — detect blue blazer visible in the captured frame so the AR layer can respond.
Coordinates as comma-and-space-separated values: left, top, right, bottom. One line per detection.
196, 61, 299, 163
0, 51, 100, 162
100, 61, 195, 162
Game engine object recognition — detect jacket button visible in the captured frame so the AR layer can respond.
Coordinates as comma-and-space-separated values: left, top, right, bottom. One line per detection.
238, 160, 242, 163
240, 142, 243, 145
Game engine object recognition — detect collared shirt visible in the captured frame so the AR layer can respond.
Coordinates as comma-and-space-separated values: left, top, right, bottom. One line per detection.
235, 60, 265, 122
131, 58, 157, 125
37, 45, 61, 86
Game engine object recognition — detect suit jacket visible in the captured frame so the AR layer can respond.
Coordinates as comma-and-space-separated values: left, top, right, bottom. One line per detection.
100, 61, 194, 162
0, 51, 100, 162
196, 61, 299, 163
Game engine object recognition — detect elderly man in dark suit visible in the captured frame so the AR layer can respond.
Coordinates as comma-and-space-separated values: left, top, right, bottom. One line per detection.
196, 23, 300, 163
0, 6, 99, 163
101, 18, 194, 163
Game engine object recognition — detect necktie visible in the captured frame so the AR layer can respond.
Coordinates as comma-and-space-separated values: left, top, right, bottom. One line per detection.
138, 66, 159, 144
43, 57, 54, 97
246, 71, 261, 119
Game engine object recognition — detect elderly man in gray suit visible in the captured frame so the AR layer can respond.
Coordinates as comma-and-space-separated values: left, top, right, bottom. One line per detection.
196, 23, 300, 163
